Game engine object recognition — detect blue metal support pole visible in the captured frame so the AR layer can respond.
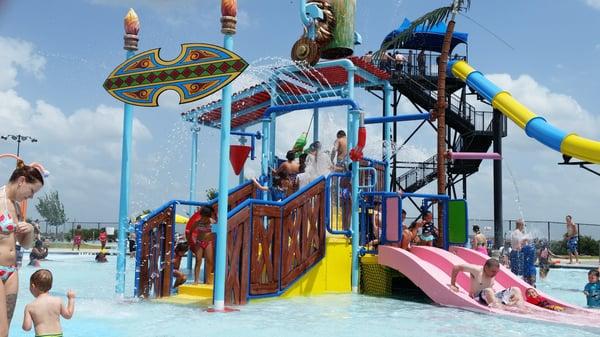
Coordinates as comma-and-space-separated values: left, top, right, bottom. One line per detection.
383, 83, 392, 192
116, 49, 135, 296
262, 99, 359, 117
261, 118, 270, 177
186, 124, 199, 272
269, 113, 277, 169
313, 108, 319, 143
346, 66, 360, 293
238, 128, 247, 185
364, 113, 431, 124
214, 33, 234, 310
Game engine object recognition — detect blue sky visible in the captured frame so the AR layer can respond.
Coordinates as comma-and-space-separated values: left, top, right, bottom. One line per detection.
1, 0, 599, 227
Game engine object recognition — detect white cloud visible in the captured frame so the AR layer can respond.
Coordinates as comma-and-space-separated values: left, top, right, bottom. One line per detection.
584, 0, 600, 10
0, 37, 45, 90
0, 37, 155, 221
463, 72, 600, 223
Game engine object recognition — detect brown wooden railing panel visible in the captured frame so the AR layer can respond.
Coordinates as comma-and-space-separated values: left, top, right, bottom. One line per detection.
280, 181, 326, 288
139, 206, 174, 298
212, 183, 256, 219
249, 205, 281, 295
225, 207, 251, 305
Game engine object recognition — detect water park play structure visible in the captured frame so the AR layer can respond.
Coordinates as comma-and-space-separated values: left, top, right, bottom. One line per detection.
103, 0, 600, 328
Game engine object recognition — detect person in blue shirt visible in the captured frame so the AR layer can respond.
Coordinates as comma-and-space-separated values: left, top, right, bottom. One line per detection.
583, 269, 600, 308
252, 172, 290, 202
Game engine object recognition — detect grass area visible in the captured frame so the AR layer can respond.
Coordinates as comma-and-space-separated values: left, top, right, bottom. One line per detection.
48, 242, 103, 250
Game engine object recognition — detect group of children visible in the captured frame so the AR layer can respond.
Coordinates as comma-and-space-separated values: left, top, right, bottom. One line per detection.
71, 225, 108, 251
397, 210, 439, 250
525, 268, 600, 310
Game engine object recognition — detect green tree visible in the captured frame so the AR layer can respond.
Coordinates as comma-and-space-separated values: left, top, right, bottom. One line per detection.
377, 0, 471, 246
206, 188, 218, 201
35, 190, 68, 235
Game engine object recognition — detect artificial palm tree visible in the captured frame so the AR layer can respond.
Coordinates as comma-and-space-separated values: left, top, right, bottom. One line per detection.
378, 0, 471, 246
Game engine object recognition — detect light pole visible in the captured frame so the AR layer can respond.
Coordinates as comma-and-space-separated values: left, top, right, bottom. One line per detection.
0, 134, 38, 156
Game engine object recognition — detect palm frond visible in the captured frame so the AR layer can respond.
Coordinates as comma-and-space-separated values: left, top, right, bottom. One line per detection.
377, 6, 452, 55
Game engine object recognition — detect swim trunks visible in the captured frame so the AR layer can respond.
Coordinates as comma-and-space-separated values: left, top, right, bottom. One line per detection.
567, 236, 578, 254
474, 289, 512, 305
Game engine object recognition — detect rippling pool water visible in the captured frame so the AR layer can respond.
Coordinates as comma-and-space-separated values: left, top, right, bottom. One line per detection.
8, 255, 598, 337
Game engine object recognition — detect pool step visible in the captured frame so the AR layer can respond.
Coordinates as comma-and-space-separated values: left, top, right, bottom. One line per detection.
155, 294, 212, 307
178, 283, 214, 298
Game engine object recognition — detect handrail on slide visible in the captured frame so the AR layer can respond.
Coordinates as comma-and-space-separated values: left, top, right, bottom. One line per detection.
325, 172, 352, 236
359, 191, 450, 252
448, 60, 600, 164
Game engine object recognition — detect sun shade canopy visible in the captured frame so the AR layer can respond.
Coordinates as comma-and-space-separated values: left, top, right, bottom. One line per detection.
181, 57, 389, 130
381, 18, 468, 53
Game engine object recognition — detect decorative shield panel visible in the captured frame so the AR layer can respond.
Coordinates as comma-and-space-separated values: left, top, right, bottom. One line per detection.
103, 43, 248, 107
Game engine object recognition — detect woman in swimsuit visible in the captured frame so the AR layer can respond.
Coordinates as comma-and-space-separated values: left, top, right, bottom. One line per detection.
0, 160, 44, 335
187, 206, 215, 284
471, 225, 488, 256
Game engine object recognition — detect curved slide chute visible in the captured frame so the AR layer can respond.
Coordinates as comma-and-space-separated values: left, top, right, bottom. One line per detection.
378, 245, 600, 329
449, 60, 600, 164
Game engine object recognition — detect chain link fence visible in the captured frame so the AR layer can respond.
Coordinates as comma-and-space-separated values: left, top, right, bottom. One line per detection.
468, 219, 600, 244
35, 221, 119, 242
35, 218, 600, 247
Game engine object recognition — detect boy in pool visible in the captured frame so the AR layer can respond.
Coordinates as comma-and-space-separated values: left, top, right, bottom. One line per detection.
22, 269, 75, 337
172, 241, 189, 288
583, 269, 600, 308
95, 252, 108, 263
525, 288, 564, 311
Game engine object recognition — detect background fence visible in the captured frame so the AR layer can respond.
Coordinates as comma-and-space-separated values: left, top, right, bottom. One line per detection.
36, 218, 600, 245
36, 221, 119, 241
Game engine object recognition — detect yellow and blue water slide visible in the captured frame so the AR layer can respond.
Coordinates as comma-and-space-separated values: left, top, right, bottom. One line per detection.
449, 60, 600, 164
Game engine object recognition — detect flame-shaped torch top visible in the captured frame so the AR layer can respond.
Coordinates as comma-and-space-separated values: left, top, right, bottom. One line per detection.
124, 8, 140, 35
221, 0, 237, 17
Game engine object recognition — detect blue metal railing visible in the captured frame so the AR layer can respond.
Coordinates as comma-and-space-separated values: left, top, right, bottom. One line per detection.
325, 172, 352, 236
357, 191, 452, 255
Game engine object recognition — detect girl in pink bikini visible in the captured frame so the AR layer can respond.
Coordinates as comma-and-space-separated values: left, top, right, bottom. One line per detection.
186, 206, 215, 284
0, 159, 45, 335
472, 225, 489, 256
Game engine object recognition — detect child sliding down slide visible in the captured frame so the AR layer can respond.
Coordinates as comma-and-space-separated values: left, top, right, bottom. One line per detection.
525, 288, 564, 311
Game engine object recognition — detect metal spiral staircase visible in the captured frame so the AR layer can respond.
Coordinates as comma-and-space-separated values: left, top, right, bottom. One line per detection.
391, 71, 506, 192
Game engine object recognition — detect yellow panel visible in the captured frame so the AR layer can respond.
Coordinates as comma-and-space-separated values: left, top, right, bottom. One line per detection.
360, 254, 379, 265
561, 134, 600, 164
491, 92, 536, 129
450, 60, 475, 81
178, 283, 214, 298
153, 294, 212, 306
281, 236, 352, 298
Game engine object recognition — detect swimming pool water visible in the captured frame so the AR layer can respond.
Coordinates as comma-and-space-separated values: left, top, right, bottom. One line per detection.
9, 255, 598, 337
